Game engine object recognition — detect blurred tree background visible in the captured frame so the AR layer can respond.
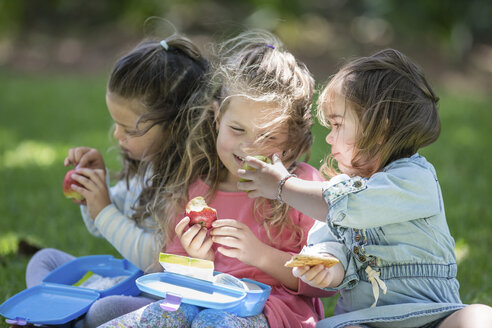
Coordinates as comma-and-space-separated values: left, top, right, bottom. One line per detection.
1, 0, 491, 322
0, 0, 491, 89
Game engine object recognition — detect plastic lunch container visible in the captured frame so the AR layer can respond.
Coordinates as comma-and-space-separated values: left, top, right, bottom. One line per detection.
136, 271, 271, 317
0, 255, 143, 326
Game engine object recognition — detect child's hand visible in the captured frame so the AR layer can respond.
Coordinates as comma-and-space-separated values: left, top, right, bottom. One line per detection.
70, 168, 111, 219
237, 154, 290, 199
175, 216, 214, 261
210, 219, 266, 266
292, 262, 345, 289
64, 147, 105, 170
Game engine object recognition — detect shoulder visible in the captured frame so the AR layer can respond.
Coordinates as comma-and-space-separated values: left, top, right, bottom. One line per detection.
381, 153, 437, 181
369, 154, 439, 195
294, 162, 325, 182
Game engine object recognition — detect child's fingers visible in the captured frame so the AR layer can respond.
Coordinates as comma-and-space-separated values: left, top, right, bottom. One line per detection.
210, 224, 240, 237
244, 189, 260, 199
272, 153, 282, 164
78, 149, 104, 169
292, 266, 311, 278
211, 219, 243, 229
175, 217, 191, 238
77, 152, 93, 168
237, 169, 252, 181
90, 169, 106, 185
179, 224, 202, 247
74, 168, 105, 186
216, 245, 239, 259
188, 227, 210, 249
64, 148, 77, 167
236, 180, 255, 192
72, 148, 90, 167
309, 268, 330, 288
300, 264, 325, 281
72, 198, 87, 206
201, 233, 214, 249
211, 235, 240, 249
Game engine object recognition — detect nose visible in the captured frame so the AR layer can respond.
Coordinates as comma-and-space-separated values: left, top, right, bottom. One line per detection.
325, 131, 334, 145
240, 137, 255, 153
113, 124, 124, 141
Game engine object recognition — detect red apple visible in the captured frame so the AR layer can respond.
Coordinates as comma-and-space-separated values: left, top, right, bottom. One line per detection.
185, 196, 217, 229
63, 169, 85, 202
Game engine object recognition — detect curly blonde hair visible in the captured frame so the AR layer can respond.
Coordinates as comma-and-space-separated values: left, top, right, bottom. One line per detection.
153, 30, 315, 249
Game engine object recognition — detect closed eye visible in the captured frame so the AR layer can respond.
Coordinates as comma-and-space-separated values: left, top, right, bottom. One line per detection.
230, 126, 244, 133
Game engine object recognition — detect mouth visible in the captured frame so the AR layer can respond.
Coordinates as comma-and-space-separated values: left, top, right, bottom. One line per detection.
120, 145, 131, 155
234, 154, 245, 166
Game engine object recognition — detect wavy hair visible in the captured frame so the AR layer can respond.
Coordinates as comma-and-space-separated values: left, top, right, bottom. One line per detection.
318, 48, 440, 178
107, 34, 210, 250
153, 30, 315, 248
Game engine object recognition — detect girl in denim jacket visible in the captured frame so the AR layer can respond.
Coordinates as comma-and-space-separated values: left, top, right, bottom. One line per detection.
238, 49, 492, 327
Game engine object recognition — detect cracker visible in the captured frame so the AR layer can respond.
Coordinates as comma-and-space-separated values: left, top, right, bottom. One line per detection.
284, 253, 339, 268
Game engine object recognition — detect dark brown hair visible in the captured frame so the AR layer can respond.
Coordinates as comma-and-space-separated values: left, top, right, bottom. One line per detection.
318, 48, 440, 177
107, 35, 210, 224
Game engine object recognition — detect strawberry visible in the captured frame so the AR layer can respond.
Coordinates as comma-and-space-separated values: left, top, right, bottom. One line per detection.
185, 196, 217, 229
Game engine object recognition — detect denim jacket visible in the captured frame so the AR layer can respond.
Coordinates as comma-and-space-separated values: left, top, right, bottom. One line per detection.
306, 154, 463, 327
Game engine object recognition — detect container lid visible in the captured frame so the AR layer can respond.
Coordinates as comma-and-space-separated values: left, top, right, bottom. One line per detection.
137, 272, 247, 310
0, 255, 142, 325
0, 283, 100, 325
43, 254, 142, 298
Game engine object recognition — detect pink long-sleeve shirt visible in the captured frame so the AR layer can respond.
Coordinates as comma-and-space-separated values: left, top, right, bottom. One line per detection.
166, 162, 336, 328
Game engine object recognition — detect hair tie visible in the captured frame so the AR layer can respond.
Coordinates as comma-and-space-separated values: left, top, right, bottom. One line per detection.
266, 45, 275, 49
160, 40, 169, 51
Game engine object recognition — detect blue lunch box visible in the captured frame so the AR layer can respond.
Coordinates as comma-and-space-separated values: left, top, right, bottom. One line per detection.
136, 271, 271, 317
0, 255, 143, 326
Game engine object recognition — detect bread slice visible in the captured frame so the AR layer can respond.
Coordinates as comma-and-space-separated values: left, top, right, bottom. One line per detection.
284, 253, 339, 268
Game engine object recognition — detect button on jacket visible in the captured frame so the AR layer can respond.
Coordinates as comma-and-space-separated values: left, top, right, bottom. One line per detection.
307, 154, 464, 328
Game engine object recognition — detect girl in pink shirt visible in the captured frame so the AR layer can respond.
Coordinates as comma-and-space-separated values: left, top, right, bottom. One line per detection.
102, 29, 334, 328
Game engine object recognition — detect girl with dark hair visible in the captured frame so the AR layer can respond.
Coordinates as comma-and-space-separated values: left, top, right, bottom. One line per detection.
25, 33, 212, 327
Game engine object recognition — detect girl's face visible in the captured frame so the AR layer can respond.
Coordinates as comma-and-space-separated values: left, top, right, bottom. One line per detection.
215, 96, 287, 191
323, 90, 359, 176
106, 92, 162, 161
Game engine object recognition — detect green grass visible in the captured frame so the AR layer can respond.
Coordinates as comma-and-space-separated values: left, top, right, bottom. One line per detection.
0, 71, 491, 325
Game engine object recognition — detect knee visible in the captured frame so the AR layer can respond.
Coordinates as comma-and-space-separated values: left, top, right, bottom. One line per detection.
27, 248, 71, 269
192, 309, 230, 328
28, 248, 58, 263
26, 248, 67, 287
461, 304, 492, 326
442, 304, 492, 328
83, 296, 130, 327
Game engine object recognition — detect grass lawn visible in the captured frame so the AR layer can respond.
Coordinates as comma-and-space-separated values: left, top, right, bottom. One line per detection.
0, 71, 491, 326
